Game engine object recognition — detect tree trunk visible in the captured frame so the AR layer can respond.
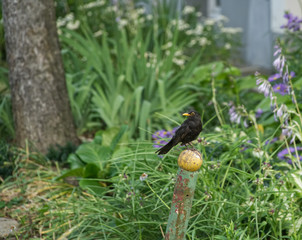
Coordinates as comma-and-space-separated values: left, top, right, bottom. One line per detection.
2, 0, 79, 153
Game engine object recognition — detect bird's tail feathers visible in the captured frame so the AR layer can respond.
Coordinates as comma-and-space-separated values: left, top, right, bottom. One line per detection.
155, 140, 175, 155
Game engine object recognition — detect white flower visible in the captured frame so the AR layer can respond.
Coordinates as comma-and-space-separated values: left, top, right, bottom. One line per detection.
106, 5, 118, 12
67, 20, 80, 30
188, 39, 197, 47
136, 8, 145, 15
140, 173, 148, 181
198, 37, 208, 46
177, 19, 190, 30
146, 14, 153, 21
229, 105, 241, 123
183, 6, 195, 15
57, 13, 74, 28
80, 0, 105, 9
219, 15, 229, 22
174, 50, 183, 57
256, 77, 272, 98
221, 27, 242, 34
173, 58, 185, 66
282, 127, 292, 138
57, 18, 66, 28
185, 29, 194, 35
205, 19, 216, 26
116, 18, 128, 28
162, 42, 173, 50
94, 30, 103, 37
276, 104, 288, 118
194, 24, 204, 35
273, 55, 285, 73
225, 43, 231, 50
65, 13, 74, 22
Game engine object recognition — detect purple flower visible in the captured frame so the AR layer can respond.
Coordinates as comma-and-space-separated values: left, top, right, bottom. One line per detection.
152, 130, 173, 140
153, 140, 160, 148
282, 70, 289, 83
268, 73, 281, 82
257, 79, 272, 98
153, 140, 168, 148
281, 127, 292, 138
229, 105, 241, 124
240, 140, 252, 152
255, 108, 263, 118
270, 96, 277, 111
277, 147, 302, 164
265, 137, 278, 145
115, 17, 121, 23
152, 128, 178, 151
123, 173, 129, 179
289, 71, 295, 79
273, 54, 285, 73
277, 147, 291, 160
281, 12, 302, 31
243, 119, 249, 128
273, 83, 288, 95
273, 46, 281, 56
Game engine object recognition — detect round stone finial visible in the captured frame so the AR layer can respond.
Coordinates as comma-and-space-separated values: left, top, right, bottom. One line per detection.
178, 149, 203, 172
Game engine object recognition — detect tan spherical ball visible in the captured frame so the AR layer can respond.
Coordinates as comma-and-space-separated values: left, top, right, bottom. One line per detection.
178, 149, 203, 172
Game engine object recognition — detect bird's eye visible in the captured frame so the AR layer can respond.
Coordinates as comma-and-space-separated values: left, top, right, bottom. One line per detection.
191, 112, 195, 116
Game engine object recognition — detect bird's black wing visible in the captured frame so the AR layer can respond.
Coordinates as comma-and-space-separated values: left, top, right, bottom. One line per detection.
173, 120, 191, 144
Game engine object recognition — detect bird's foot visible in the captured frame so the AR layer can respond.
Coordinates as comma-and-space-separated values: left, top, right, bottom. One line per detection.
185, 143, 198, 152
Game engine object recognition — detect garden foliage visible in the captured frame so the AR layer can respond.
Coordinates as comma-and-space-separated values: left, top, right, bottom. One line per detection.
1, 1, 302, 239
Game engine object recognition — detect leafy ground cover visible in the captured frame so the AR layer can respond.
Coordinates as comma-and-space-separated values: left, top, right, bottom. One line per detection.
1, 118, 302, 239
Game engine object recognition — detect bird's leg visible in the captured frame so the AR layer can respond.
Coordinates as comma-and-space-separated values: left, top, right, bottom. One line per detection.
188, 142, 197, 151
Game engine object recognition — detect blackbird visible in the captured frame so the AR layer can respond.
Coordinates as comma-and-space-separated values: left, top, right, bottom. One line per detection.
155, 111, 202, 155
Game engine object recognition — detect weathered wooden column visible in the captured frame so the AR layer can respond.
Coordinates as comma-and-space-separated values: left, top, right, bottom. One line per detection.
165, 149, 202, 240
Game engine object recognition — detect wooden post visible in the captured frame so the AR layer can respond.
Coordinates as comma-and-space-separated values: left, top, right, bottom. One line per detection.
165, 149, 202, 240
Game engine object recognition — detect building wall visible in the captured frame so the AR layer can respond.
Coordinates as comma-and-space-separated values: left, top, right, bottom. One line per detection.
220, 0, 273, 69
245, 0, 272, 69
185, 0, 301, 69
286, 0, 302, 17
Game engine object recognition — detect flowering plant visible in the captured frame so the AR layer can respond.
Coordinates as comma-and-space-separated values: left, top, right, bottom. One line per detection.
279, 12, 302, 76
228, 12, 302, 168
56, 0, 241, 66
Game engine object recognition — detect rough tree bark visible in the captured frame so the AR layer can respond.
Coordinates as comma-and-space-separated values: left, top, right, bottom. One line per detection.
2, 0, 79, 153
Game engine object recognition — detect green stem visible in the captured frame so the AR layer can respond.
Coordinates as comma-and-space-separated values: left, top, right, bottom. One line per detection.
146, 180, 170, 210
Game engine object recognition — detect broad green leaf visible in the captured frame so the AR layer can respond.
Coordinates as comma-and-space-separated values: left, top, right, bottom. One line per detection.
55, 167, 84, 180
79, 179, 107, 196
110, 125, 128, 150
67, 153, 85, 169
76, 143, 112, 169
83, 163, 100, 178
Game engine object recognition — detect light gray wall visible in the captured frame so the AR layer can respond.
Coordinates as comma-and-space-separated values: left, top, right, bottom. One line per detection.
246, 0, 272, 69
221, 0, 273, 69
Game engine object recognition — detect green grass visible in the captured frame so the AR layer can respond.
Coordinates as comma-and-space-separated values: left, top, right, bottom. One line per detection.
1, 122, 302, 239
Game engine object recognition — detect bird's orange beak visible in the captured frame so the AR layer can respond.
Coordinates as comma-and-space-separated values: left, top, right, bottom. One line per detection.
182, 113, 191, 117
